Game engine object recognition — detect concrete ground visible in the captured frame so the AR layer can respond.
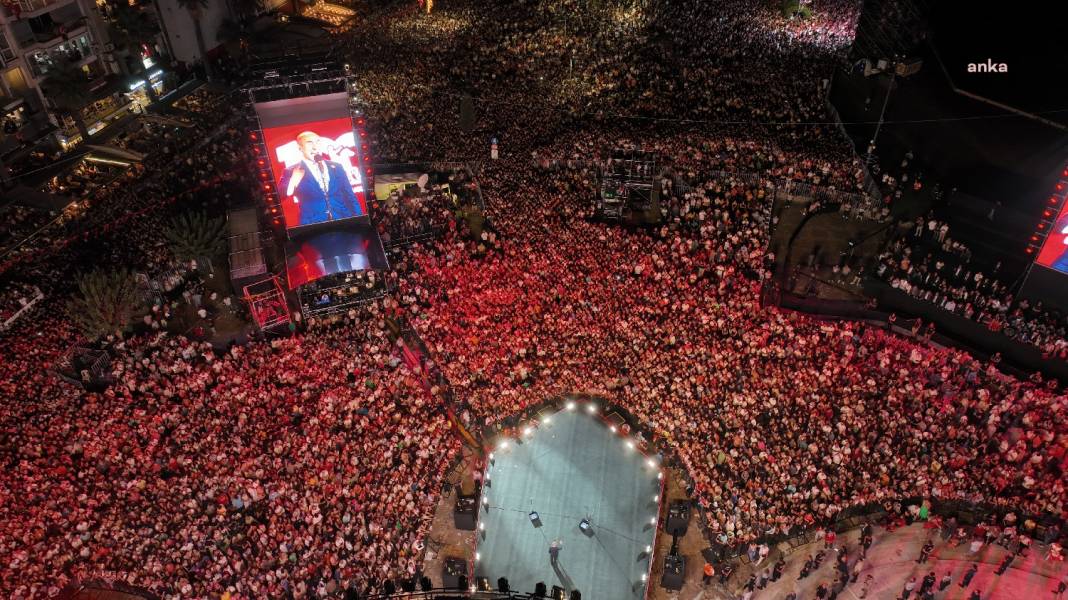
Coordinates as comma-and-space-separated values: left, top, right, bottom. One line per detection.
769, 194, 894, 302
662, 521, 1067, 600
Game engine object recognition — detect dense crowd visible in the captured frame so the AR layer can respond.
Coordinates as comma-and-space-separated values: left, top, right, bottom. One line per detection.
1, 0, 1067, 598
0, 309, 458, 599
407, 156, 1068, 547
876, 217, 1068, 357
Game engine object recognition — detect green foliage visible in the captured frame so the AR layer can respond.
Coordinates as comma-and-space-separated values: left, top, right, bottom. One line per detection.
163, 211, 227, 262
42, 57, 90, 112
66, 269, 145, 340
217, 18, 246, 44
229, 0, 263, 21
109, 5, 161, 101
42, 57, 92, 138
108, 4, 160, 51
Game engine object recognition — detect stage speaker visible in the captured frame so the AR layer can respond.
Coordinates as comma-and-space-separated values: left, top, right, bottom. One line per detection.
442, 558, 467, 589
570, 591, 582, 600
498, 577, 510, 592
660, 553, 686, 590
453, 493, 478, 530
420, 576, 432, 591
535, 582, 548, 597
666, 500, 690, 535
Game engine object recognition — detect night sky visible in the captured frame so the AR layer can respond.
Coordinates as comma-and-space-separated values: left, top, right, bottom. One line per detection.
927, 2, 1068, 119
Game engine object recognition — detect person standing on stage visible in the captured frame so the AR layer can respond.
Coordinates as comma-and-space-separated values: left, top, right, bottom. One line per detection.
549, 539, 562, 564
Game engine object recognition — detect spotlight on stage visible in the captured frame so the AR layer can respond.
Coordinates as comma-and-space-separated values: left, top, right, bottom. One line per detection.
497, 577, 510, 592
586, 403, 597, 413
529, 511, 542, 528
566, 401, 576, 411
639, 543, 653, 560
551, 584, 566, 599
535, 582, 548, 597
476, 576, 491, 591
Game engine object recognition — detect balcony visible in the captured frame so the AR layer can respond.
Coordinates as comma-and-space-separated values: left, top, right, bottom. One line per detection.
13, 17, 88, 54
1, 0, 77, 22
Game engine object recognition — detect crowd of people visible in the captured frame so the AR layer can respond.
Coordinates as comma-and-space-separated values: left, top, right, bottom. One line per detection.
876, 216, 1068, 358
373, 175, 464, 247
1, 0, 1067, 598
0, 308, 458, 599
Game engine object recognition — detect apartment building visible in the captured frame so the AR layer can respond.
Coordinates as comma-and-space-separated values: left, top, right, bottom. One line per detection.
0, 0, 141, 151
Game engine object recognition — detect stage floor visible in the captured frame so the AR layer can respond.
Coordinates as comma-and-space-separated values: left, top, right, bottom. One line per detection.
475, 408, 660, 600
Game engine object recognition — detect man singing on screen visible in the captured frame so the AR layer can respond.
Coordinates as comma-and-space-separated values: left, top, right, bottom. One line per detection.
279, 131, 362, 226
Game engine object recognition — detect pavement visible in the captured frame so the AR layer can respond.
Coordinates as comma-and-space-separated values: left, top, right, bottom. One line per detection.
668, 521, 1066, 600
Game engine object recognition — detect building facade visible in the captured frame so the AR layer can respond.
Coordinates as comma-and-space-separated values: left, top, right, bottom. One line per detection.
0, 0, 123, 150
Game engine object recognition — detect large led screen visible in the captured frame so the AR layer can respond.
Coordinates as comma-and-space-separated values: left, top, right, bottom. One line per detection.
254, 94, 368, 229
1036, 202, 1068, 275
284, 225, 388, 289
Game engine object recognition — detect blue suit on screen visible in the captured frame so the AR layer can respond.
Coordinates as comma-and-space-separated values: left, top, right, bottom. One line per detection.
280, 159, 362, 227
1051, 215, 1068, 274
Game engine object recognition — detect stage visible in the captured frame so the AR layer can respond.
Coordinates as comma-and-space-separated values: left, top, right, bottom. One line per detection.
475, 407, 661, 600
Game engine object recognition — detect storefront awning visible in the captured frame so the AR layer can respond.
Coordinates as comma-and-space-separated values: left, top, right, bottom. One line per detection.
85, 144, 145, 163
123, 69, 165, 93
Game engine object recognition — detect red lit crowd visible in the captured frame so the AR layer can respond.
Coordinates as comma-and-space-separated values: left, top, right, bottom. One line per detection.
1, 0, 1067, 599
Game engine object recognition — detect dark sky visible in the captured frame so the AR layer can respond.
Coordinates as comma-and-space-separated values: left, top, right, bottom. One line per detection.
927, 2, 1068, 118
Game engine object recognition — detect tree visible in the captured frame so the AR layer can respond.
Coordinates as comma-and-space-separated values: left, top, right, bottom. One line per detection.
108, 3, 162, 103
42, 57, 92, 143
228, 0, 262, 22
163, 211, 227, 264
217, 17, 252, 54
66, 269, 146, 340
175, 0, 215, 80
